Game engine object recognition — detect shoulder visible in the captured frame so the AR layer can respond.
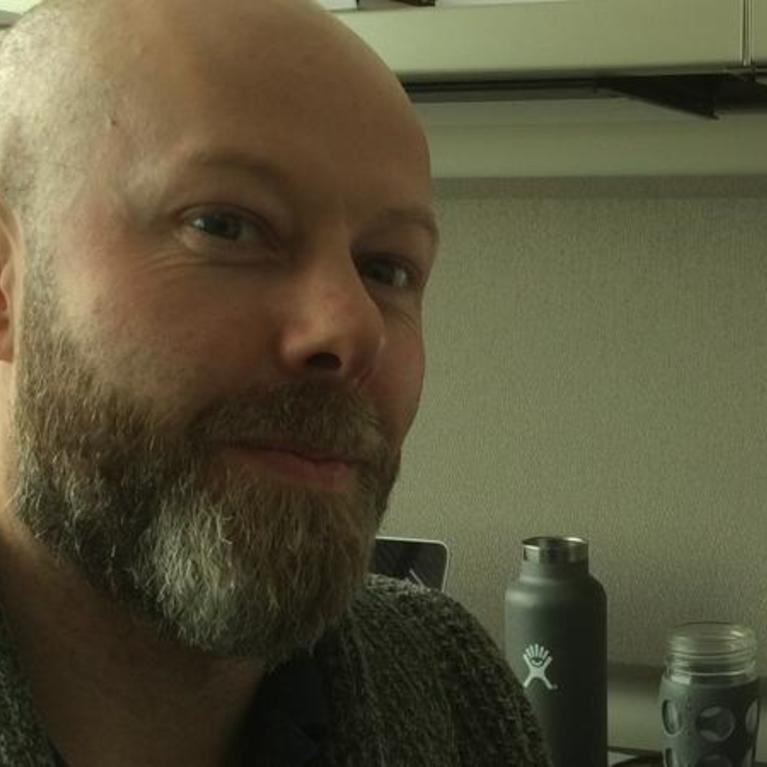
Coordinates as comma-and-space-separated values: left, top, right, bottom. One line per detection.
347, 574, 514, 683
326, 575, 550, 765
349, 573, 493, 648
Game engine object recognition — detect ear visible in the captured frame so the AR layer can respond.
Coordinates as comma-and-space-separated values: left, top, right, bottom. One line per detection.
0, 198, 19, 364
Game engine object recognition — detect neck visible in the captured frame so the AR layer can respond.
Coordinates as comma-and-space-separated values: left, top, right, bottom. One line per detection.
0, 510, 265, 767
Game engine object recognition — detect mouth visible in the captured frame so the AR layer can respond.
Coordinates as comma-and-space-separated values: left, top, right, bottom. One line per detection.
222, 442, 358, 492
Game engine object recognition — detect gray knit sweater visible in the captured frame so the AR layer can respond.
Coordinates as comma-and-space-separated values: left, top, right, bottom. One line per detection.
0, 574, 549, 766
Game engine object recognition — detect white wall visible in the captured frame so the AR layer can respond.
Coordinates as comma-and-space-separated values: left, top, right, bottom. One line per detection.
381, 175, 767, 672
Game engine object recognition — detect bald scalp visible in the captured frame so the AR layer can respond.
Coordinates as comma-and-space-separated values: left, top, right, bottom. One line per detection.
0, 0, 106, 248
0, 0, 377, 254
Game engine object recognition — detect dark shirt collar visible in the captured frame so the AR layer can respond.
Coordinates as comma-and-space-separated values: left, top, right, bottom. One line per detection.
234, 650, 329, 767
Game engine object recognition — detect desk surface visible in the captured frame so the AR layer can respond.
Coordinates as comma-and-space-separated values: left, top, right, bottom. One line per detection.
610, 750, 766, 766
610, 751, 660, 766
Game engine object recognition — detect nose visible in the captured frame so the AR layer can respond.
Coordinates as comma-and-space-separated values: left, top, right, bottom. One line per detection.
276, 255, 385, 388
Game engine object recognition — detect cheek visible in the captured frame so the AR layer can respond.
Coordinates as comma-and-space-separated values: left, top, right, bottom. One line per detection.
53, 228, 261, 410
93, 297, 267, 414
58, 262, 249, 418
374, 332, 425, 447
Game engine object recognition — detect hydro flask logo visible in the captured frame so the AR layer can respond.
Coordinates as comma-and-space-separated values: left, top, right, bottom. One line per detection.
522, 644, 558, 690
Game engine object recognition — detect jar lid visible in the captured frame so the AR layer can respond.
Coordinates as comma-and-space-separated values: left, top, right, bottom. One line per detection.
522, 536, 588, 564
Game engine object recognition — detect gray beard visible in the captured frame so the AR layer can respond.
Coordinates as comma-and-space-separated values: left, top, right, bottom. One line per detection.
10, 278, 399, 667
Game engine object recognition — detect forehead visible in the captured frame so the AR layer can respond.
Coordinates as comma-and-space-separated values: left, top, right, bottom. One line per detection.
86, 0, 432, 214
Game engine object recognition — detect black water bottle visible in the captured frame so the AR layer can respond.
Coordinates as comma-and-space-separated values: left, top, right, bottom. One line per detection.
504, 536, 607, 767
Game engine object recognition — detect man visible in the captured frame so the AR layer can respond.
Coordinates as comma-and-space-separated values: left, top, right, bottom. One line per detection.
0, 0, 548, 765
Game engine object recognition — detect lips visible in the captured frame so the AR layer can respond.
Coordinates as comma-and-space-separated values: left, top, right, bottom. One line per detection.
242, 443, 356, 465
221, 442, 358, 492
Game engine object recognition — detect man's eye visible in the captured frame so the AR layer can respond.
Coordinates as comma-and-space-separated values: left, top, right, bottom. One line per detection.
361, 257, 414, 289
188, 212, 266, 244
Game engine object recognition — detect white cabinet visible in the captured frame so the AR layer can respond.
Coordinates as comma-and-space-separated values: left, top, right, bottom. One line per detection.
0, 0, 35, 14
338, 0, 745, 81
338, 0, 767, 178
751, 0, 767, 64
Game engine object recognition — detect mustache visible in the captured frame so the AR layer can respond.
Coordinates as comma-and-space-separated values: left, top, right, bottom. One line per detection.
188, 380, 390, 467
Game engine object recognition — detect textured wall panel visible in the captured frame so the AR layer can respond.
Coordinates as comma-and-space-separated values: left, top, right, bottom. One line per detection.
380, 176, 767, 671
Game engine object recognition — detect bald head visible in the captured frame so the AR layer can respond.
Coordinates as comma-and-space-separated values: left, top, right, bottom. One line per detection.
0, 0, 426, 255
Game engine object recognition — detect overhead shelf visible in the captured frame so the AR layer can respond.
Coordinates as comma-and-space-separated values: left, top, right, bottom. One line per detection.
337, 0, 745, 81
0, 0, 34, 13
752, 0, 767, 64
337, 0, 767, 178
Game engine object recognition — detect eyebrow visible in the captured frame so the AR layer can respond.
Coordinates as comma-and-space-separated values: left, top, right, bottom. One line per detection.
372, 205, 440, 251
177, 149, 440, 249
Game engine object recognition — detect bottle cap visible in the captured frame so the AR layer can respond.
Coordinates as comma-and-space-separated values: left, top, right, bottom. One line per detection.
522, 536, 588, 565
